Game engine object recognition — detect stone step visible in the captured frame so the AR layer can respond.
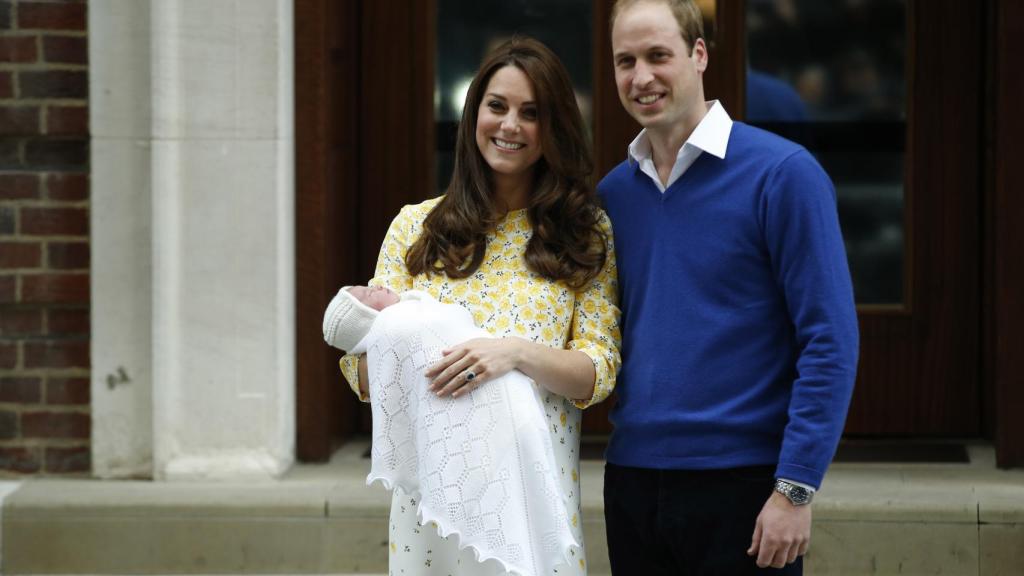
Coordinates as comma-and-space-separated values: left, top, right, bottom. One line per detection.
2, 442, 1022, 575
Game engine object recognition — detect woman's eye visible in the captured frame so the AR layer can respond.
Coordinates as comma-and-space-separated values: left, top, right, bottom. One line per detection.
521, 108, 537, 120
488, 101, 504, 111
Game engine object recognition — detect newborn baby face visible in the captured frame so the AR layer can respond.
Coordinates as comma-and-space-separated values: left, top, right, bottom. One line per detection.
349, 285, 400, 311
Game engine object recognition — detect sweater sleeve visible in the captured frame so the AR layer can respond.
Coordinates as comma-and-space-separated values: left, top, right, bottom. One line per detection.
569, 211, 623, 409
340, 205, 419, 401
762, 150, 859, 488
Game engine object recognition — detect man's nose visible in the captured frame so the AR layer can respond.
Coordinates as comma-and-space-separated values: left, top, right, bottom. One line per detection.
633, 62, 654, 88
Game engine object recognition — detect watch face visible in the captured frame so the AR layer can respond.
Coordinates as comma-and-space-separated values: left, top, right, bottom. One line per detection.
789, 486, 810, 504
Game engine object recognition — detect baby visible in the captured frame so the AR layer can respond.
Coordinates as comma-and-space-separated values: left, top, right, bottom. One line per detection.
322, 284, 403, 355
322, 286, 579, 576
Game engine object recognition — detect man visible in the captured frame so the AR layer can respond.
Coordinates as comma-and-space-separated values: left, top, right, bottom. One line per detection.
597, 1, 859, 574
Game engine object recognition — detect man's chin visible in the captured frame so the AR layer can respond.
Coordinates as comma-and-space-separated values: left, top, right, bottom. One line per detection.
631, 111, 665, 128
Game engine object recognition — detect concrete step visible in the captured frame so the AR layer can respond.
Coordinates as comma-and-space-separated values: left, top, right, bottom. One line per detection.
2, 442, 1022, 575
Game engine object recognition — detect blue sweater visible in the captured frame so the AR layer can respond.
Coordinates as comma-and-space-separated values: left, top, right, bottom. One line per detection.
598, 122, 858, 488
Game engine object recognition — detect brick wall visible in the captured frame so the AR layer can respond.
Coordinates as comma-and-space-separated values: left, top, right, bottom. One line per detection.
0, 0, 89, 475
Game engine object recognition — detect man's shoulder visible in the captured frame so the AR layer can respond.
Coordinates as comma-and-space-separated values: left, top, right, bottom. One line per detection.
597, 159, 637, 197
728, 123, 830, 184
729, 122, 807, 160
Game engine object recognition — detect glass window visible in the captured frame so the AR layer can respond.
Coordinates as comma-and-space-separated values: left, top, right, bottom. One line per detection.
746, 0, 907, 305
436, 0, 593, 194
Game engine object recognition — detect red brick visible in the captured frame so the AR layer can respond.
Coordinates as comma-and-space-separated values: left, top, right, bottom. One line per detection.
0, 71, 12, 98
0, 376, 42, 403
0, 105, 40, 136
45, 376, 88, 404
0, 241, 41, 268
22, 411, 90, 439
0, 306, 42, 335
0, 447, 41, 473
0, 140, 19, 169
0, 341, 16, 368
0, 409, 15, 438
18, 70, 87, 99
20, 206, 88, 236
21, 273, 88, 303
47, 306, 88, 334
0, 206, 13, 234
17, 2, 86, 31
45, 172, 87, 200
0, 275, 14, 302
23, 339, 88, 368
44, 445, 90, 473
0, 173, 40, 199
47, 241, 87, 269
42, 35, 85, 64
23, 138, 88, 169
0, 36, 37, 63
46, 105, 87, 135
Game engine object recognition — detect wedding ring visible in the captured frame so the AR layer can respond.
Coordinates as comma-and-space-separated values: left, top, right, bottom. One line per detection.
465, 371, 476, 382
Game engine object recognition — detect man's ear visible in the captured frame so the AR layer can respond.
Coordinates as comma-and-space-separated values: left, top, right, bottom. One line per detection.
692, 37, 709, 73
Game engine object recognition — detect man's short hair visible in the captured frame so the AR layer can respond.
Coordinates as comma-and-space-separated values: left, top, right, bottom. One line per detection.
610, 0, 705, 55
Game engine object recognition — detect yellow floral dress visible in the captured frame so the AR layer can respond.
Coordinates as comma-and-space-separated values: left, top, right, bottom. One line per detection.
341, 197, 621, 576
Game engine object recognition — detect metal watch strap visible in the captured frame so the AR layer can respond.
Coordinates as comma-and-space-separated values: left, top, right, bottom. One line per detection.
774, 478, 813, 506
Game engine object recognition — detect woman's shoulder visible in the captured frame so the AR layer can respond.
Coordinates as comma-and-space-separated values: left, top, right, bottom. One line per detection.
388, 196, 444, 232
399, 196, 444, 220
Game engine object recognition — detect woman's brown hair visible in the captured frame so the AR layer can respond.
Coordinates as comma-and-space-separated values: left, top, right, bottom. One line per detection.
405, 36, 607, 290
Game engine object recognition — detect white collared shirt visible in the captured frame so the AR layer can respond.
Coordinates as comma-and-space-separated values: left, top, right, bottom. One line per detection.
627, 100, 733, 193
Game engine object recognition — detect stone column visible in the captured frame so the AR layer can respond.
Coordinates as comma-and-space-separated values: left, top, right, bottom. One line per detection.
90, 0, 295, 480
90, 0, 155, 479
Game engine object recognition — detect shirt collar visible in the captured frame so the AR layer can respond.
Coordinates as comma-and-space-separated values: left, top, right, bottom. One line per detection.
627, 100, 733, 165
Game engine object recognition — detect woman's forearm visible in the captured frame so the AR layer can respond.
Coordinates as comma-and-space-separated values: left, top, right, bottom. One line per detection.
510, 339, 595, 401
358, 354, 369, 399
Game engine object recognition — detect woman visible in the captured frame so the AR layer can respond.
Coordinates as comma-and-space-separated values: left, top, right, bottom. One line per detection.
340, 37, 620, 576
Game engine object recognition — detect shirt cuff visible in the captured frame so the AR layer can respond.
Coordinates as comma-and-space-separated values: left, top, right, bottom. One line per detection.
778, 477, 817, 493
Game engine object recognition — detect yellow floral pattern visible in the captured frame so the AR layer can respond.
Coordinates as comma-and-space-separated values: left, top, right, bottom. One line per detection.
339, 196, 621, 575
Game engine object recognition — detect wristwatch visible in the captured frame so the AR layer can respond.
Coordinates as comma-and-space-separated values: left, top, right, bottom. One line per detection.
774, 479, 813, 506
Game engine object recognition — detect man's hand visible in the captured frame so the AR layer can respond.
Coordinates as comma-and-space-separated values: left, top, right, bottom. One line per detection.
746, 491, 811, 568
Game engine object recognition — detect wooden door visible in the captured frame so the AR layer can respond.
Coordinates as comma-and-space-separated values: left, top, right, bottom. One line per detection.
295, 0, 435, 459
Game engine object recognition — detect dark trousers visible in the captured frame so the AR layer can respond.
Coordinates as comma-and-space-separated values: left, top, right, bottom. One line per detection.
604, 462, 803, 576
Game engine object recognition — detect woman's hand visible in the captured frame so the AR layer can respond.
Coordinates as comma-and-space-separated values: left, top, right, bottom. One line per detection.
425, 337, 524, 398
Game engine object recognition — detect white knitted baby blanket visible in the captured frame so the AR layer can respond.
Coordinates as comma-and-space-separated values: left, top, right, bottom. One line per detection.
351, 292, 579, 576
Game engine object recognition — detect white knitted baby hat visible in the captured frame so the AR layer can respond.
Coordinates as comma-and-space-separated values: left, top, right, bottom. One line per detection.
323, 286, 380, 351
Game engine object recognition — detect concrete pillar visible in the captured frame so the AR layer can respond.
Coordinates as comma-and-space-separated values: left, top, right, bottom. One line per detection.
90, 0, 295, 480
90, 0, 155, 479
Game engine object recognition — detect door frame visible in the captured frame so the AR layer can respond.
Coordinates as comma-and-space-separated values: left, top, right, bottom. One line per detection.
295, 0, 1023, 466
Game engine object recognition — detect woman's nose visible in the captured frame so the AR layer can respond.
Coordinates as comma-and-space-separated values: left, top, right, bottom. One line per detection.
500, 114, 520, 132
